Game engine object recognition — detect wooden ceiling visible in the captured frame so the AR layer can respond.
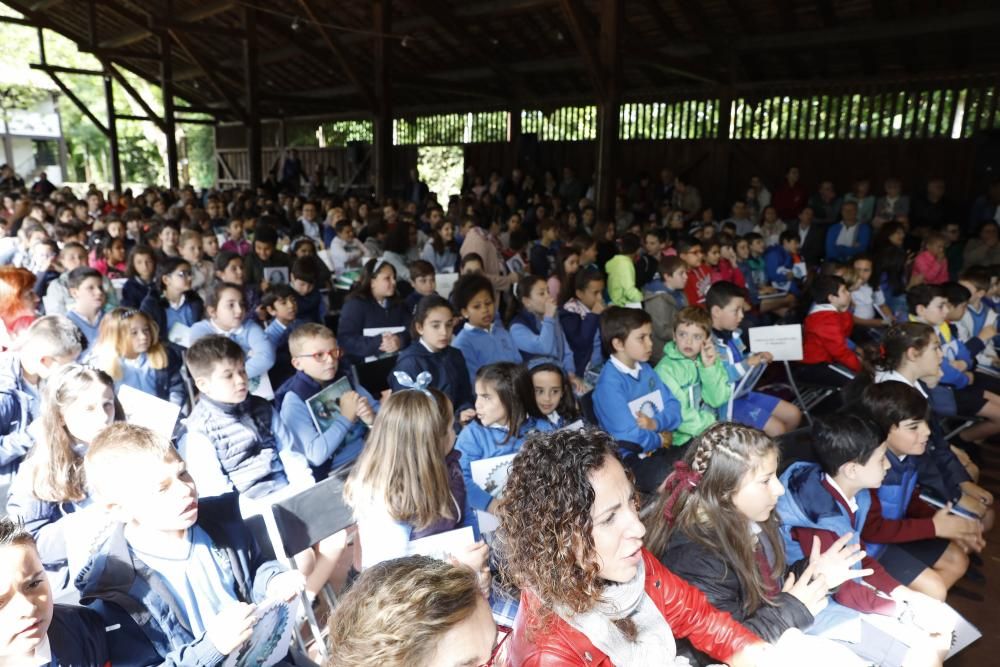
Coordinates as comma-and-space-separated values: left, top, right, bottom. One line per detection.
5, 0, 1000, 122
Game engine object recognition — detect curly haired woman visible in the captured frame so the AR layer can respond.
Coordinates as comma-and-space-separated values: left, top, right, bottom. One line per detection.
496, 427, 770, 666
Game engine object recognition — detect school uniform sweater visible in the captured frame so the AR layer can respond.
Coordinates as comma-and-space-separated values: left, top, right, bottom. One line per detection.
276, 370, 374, 479
455, 419, 552, 511
452, 322, 522, 387
139, 290, 205, 341
188, 319, 275, 380
824, 221, 872, 263
558, 300, 602, 376
509, 310, 575, 375
120, 276, 153, 309
801, 304, 861, 371
66, 309, 105, 350
593, 356, 682, 455
390, 340, 473, 413
420, 241, 458, 273
336, 296, 412, 363
117, 347, 187, 407
0, 353, 39, 489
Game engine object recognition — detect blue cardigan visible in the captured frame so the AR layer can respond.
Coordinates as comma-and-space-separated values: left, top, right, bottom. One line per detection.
452, 323, 523, 387
593, 359, 681, 455
391, 340, 474, 413
558, 306, 602, 376
509, 311, 576, 375
336, 296, 412, 363
455, 418, 553, 511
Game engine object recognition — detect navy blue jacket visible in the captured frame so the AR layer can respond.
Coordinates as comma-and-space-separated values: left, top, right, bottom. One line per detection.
76, 493, 285, 667
390, 341, 474, 413
336, 296, 412, 363
121, 277, 154, 309
46, 604, 111, 667
558, 307, 602, 376
139, 290, 205, 341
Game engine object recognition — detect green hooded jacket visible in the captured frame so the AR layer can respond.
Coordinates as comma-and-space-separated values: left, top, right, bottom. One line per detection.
653, 340, 732, 445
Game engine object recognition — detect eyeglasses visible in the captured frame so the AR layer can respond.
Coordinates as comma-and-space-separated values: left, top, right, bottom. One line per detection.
293, 348, 342, 362
477, 625, 512, 667
172, 270, 191, 278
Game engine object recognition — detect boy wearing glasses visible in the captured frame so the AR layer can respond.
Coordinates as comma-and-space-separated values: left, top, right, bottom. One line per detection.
275, 323, 376, 479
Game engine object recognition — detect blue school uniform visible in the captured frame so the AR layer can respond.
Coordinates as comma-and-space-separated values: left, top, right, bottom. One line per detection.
390, 340, 473, 413
336, 296, 412, 364
421, 242, 458, 273
592, 356, 682, 456
264, 317, 305, 389
0, 353, 39, 489
712, 328, 780, 429
188, 319, 276, 379
509, 311, 576, 375
121, 276, 153, 309
453, 322, 523, 387
276, 369, 375, 479
763, 245, 801, 295
455, 418, 553, 511
140, 290, 205, 341
558, 302, 602, 377
777, 461, 872, 638
117, 347, 187, 407
66, 310, 104, 350
294, 288, 326, 324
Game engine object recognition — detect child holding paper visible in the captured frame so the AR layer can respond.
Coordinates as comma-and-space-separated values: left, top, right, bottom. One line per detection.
798, 275, 862, 388
77, 423, 305, 667
707, 281, 801, 436
139, 255, 204, 344
336, 258, 411, 366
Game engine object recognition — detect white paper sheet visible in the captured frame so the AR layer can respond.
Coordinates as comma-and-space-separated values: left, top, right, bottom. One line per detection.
117, 384, 181, 441
407, 526, 475, 560
627, 390, 664, 419
749, 324, 804, 361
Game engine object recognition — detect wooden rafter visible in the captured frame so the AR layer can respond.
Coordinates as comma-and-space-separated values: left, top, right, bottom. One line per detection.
98, 0, 237, 48
296, 0, 376, 110
558, 0, 605, 100
102, 60, 166, 130
169, 29, 247, 123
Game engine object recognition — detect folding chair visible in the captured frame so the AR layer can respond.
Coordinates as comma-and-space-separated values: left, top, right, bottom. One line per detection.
269, 475, 355, 662
778, 361, 854, 425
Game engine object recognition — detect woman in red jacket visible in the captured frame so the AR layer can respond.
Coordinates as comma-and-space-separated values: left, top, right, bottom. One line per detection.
496, 427, 769, 666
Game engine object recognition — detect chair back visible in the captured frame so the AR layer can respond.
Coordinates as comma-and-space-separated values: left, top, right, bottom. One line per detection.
270, 475, 354, 558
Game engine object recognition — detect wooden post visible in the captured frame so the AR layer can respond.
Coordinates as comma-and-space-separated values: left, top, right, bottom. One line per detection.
243, 6, 262, 189
716, 86, 733, 205
594, 0, 621, 218
373, 0, 392, 201
104, 73, 122, 191
508, 107, 521, 171
160, 35, 179, 189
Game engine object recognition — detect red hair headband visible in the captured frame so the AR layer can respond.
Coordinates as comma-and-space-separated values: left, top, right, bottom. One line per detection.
661, 461, 702, 524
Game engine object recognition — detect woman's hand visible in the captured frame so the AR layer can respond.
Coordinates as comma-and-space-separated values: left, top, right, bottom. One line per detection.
807, 533, 873, 589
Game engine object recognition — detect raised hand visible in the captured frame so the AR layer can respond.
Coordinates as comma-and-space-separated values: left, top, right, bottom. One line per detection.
807, 533, 874, 589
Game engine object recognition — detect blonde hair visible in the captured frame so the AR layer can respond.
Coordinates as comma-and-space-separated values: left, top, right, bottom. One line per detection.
673, 305, 712, 335
92, 308, 168, 380
28, 364, 123, 503
344, 389, 456, 530
327, 555, 482, 666
288, 322, 335, 358
85, 422, 177, 500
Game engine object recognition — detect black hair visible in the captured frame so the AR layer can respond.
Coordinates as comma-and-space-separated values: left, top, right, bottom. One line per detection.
154, 255, 192, 293
213, 249, 243, 273
861, 381, 929, 437
67, 266, 103, 290
185, 334, 244, 381
599, 305, 652, 355
906, 284, 946, 315
811, 275, 845, 304
254, 225, 278, 246
526, 361, 580, 422
451, 273, 494, 311
384, 223, 412, 255
505, 274, 546, 326
334, 219, 352, 234
942, 281, 971, 307
508, 229, 530, 252
125, 244, 156, 280
779, 230, 798, 245
744, 232, 763, 244
705, 280, 745, 314
619, 233, 641, 256
675, 237, 702, 254
291, 256, 318, 285
348, 257, 399, 303
474, 362, 530, 443
261, 283, 297, 310
459, 253, 484, 272
812, 410, 884, 476
412, 294, 454, 331
408, 259, 435, 281
573, 267, 605, 295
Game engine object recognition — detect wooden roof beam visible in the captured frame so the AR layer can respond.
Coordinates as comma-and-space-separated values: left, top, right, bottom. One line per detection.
99, 0, 236, 48
102, 60, 166, 130
169, 29, 247, 123
558, 0, 605, 100
737, 8, 1000, 50
296, 0, 376, 110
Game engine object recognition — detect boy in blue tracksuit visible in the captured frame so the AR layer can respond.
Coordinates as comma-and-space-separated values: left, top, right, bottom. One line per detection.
593, 306, 681, 494
76, 424, 303, 667
763, 231, 805, 295
0, 316, 82, 491
276, 324, 376, 479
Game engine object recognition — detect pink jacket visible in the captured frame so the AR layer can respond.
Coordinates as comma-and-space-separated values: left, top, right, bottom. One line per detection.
912, 250, 948, 285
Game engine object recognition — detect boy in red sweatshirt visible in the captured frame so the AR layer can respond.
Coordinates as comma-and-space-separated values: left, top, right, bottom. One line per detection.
798, 274, 861, 387
678, 238, 712, 306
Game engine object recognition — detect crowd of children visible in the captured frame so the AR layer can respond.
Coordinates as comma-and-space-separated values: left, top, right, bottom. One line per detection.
0, 165, 998, 666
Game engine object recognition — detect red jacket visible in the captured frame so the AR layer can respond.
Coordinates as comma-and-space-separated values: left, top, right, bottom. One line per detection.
801, 307, 861, 371
507, 549, 760, 666
709, 259, 746, 290
684, 265, 713, 306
